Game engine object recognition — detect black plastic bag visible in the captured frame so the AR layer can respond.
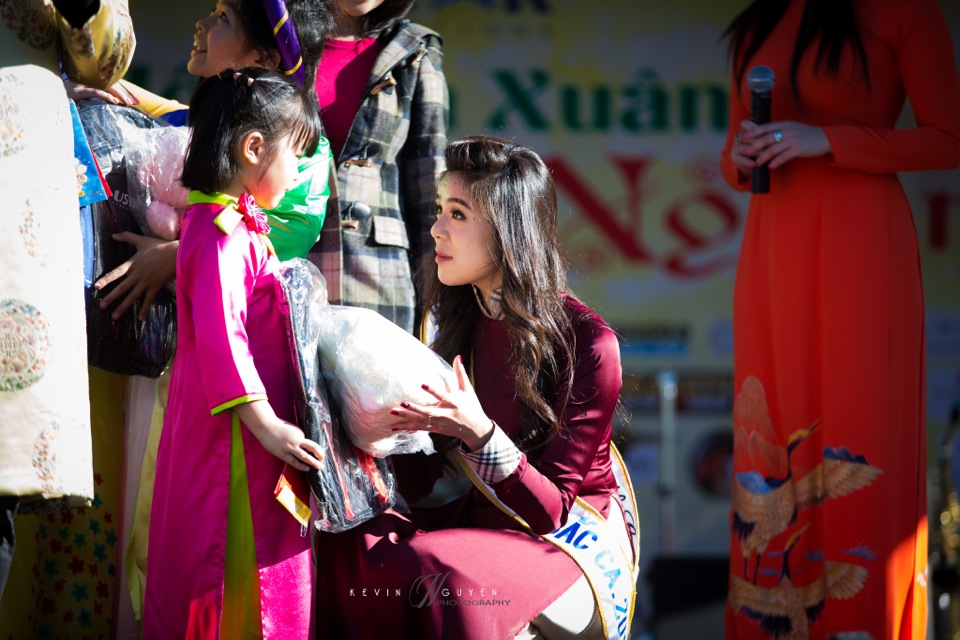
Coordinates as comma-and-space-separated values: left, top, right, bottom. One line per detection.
278, 259, 399, 532
77, 101, 176, 378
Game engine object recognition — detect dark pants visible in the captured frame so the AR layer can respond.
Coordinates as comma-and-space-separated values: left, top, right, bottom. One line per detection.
0, 495, 19, 598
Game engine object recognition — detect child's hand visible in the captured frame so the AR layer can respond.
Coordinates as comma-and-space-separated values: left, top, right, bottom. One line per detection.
256, 419, 325, 472
94, 234, 178, 320
234, 400, 324, 471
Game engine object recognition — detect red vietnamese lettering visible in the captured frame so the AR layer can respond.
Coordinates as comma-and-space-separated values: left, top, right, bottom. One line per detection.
546, 155, 743, 279
546, 156, 653, 261
663, 191, 740, 277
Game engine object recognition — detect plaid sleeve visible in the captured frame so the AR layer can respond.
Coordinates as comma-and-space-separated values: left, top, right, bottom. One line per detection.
461, 423, 523, 484
400, 34, 449, 265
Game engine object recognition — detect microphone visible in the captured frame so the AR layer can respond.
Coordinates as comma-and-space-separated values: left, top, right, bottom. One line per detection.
746, 65, 775, 194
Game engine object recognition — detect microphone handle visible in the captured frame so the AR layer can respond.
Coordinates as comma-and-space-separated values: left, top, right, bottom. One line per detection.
751, 91, 771, 194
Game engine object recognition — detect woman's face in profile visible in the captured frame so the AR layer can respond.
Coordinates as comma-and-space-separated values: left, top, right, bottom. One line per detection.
188, 1, 264, 78
431, 173, 502, 296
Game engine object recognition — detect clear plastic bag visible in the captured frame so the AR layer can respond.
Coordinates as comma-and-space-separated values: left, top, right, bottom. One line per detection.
121, 124, 190, 241
280, 257, 447, 450
280, 259, 454, 530
278, 259, 399, 531
315, 303, 446, 457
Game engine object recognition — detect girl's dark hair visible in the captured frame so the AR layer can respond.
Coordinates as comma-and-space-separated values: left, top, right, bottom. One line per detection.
421, 136, 578, 452
331, 0, 414, 38
723, 0, 870, 104
231, 0, 334, 90
183, 67, 322, 195
235, 0, 278, 61
286, 0, 336, 89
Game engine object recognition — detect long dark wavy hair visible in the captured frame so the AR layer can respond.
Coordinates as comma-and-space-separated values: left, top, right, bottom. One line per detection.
723, 0, 870, 103
420, 136, 580, 452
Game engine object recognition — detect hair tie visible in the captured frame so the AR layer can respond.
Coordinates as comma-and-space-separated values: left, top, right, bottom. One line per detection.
262, 0, 304, 86
232, 71, 255, 87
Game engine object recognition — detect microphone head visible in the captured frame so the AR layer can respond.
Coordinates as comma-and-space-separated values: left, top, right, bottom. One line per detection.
747, 65, 775, 93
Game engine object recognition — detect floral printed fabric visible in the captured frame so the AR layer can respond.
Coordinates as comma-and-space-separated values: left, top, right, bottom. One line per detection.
2, 368, 127, 640
25, 476, 119, 639
0, 1, 134, 636
0, 0, 135, 503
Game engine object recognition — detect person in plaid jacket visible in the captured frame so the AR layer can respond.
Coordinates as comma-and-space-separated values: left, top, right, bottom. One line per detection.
309, 0, 449, 334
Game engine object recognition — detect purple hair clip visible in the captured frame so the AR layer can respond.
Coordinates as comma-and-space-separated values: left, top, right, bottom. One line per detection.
262, 0, 304, 86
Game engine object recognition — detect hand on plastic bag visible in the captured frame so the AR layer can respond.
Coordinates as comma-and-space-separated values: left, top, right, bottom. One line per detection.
94, 233, 178, 320
316, 306, 451, 457
65, 79, 138, 106
388, 355, 495, 452
235, 400, 324, 472
278, 259, 408, 531
77, 101, 178, 376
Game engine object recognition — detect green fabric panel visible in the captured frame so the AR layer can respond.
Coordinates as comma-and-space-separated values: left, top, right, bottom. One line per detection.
223, 413, 263, 639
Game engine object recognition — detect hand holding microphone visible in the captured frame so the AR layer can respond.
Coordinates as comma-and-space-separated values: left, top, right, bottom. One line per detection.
746, 65, 775, 194
734, 66, 833, 188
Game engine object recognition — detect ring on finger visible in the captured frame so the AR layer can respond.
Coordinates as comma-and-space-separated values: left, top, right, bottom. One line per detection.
735, 132, 744, 144
426, 416, 432, 428
773, 130, 783, 143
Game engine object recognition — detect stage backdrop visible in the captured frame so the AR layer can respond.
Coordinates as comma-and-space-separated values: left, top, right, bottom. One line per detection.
125, 0, 960, 634
123, 0, 960, 430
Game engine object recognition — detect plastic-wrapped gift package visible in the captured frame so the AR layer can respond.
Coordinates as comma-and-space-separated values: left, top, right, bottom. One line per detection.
76, 101, 178, 378
315, 306, 450, 457
122, 125, 190, 241
279, 259, 449, 531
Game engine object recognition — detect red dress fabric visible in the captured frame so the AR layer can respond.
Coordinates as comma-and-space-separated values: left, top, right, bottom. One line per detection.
313, 296, 624, 639
721, 0, 960, 638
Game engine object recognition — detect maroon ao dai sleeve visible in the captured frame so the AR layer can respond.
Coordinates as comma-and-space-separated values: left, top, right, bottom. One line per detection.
469, 296, 623, 535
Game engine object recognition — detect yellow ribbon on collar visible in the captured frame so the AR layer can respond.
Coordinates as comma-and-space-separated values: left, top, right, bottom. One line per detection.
187, 191, 276, 255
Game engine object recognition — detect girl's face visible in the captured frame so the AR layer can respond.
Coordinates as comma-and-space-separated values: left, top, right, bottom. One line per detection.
244, 133, 304, 210
432, 173, 501, 296
336, 0, 387, 18
188, 1, 262, 78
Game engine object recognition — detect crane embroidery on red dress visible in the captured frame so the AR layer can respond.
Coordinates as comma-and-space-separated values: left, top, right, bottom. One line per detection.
730, 523, 870, 639
730, 376, 883, 637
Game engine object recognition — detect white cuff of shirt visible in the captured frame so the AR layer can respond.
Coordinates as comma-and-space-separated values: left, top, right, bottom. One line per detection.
461, 422, 523, 484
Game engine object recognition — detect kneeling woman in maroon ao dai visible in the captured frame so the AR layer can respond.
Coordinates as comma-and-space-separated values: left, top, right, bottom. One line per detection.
314, 135, 638, 640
